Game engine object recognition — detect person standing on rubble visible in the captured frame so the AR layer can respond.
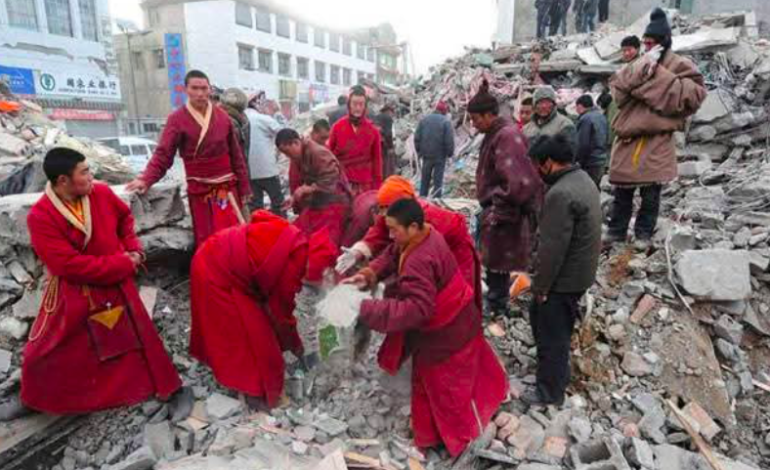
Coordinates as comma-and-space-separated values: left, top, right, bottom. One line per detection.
620, 35, 641, 63
327, 95, 348, 127
245, 95, 284, 216
126, 70, 252, 248
581, 0, 600, 33
189, 210, 336, 412
514, 134, 602, 407
470, 80, 543, 317
558, 0, 572, 35
573, 0, 585, 32
220, 88, 251, 158
598, 0, 610, 23
549, 0, 570, 37
575, 94, 609, 188
343, 198, 508, 457
536, 0, 554, 39
374, 104, 397, 178
606, 8, 706, 249
415, 101, 455, 198
523, 86, 576, 150
0, 148, 191, 421
328, 85, 383, 196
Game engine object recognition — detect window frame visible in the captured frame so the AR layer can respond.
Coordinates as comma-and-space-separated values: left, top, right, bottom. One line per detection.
238, 44, 254, 70
314, 28, 325, 48
235, 2, 253, 28
297, 57, 309, 80
276, 14, 290, 38
152, 48, 166, 69
342, 37, 352, 56
330, 65, 340, 85
6, 0, 39, 31
329, 32, 340, 52
343, 68, 352, 86
44, 0, 74, 37
258, 49, 273, 74
315, 61, 326, 83
296, 22, 308, 43
278, 53, 292, 77
255, 6, 271, 33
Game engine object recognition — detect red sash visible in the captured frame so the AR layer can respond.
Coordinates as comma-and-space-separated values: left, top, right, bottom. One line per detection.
377, 271, 474, 375
184, 153, 236, 195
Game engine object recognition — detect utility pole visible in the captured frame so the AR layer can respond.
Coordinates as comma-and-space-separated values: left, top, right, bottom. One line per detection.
118, 25, 141, 135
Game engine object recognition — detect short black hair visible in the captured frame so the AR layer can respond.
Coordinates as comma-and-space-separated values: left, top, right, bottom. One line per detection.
529, 134, 574, 164
312, 119, 331, 133
521, 97, 533, 107
185, 70, 210, 86
386, 198, 425, 229
275, 128, 301, 147
44, 147, 86, 184
337, 95, 347, 105
621, 35, 641, 49
576, 95, 594, 109
597, 92, 613, 111
349, 85, 367, 99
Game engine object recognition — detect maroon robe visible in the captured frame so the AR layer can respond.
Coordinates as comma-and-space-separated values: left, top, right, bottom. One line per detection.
328, 116, 383, 196
358, 227, 508, 457
141, 104, 252, 247
23, 183, 181, 414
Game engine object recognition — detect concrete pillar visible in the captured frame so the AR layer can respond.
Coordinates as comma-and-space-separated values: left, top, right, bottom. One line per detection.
70, 0, 83, 39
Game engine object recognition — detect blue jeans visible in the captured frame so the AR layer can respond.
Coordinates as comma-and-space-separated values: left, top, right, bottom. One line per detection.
420, 158, 447, 198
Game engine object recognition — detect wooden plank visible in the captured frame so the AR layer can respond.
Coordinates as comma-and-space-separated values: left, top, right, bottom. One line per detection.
665, 400, 725, 470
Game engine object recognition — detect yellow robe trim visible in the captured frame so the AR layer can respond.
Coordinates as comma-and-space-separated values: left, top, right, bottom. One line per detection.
45, 183, 92, 248
89, 306, 124, 330
186, 101, 213, 156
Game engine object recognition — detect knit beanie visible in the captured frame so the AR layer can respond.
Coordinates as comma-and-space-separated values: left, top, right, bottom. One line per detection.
467, 80, 499, 114
644, 8, 672, 42
221, 88, 248, 112
533, 86, 557, 106
377, 176, 416, 207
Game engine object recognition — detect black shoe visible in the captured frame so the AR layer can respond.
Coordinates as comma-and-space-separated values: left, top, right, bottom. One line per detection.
0, 395, 33, 421
168, 386, 194, 423
520, 388, 564, 407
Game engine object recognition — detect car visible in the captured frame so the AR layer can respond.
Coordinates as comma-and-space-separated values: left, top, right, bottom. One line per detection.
98, 136, 183, 182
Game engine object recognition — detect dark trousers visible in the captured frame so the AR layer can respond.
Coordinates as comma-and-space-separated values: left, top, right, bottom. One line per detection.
548, 5, 563, 36
250, 176, 285, 217
607, 184, 662, 240
529, 292, 583, 403
598, 0, 609, 22
582, 166, 604, 190
486, 270, 511, 316
536, 7, 550, 38
420, 158, 447, 198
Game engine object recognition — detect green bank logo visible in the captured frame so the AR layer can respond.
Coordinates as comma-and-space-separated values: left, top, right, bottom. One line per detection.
40, 73, 56, 92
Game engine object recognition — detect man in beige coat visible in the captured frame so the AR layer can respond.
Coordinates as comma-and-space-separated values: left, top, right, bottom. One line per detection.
605, 8, 706, 249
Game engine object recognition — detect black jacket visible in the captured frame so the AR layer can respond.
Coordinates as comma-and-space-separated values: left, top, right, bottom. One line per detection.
576, 108, 609, 169
533, 167, 601, 295
414, 113, 455, 161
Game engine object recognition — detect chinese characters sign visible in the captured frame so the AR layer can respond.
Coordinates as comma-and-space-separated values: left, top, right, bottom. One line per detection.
36, 70, 121, 100
0, 65, 36, 95
165, 33, 187, 109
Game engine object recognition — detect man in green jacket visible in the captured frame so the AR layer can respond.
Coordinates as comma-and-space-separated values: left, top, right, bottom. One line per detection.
523, 86, 576, 152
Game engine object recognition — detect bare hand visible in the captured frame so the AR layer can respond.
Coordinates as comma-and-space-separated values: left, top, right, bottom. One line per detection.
127, 252, 143, 270
126, 179, 149, 195
342, 274, 368, 289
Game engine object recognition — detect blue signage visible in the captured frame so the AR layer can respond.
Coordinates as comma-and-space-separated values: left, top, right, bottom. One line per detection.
0, 65, 36, 95
164, 33, 187, 109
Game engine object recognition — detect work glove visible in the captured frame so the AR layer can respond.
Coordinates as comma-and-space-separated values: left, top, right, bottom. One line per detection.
640, 45, 663, 79
335, 247, 362, 274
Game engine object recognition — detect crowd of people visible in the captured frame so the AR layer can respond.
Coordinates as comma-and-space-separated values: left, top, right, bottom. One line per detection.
536, 0, 612, 39
0, 7, 706, 460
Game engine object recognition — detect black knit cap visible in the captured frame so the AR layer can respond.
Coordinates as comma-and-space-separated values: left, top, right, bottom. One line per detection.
529, 135, 574, 164
467, 79, 499, 114
644, 8, 671, 41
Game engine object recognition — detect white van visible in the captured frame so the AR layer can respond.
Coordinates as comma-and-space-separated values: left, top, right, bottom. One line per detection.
98, 136, 183, 182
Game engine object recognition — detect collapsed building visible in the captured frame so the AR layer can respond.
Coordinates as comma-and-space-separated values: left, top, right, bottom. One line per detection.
0, 8, 770, 470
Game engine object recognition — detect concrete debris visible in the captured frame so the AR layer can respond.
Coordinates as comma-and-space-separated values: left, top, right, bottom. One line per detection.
676, 250, 752, 301
204, 393, 242, 421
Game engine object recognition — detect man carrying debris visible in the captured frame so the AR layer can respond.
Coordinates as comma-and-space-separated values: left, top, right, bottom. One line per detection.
246, 95, 284, 216
328, 85, 383, 196
470, 80, 543, 317
189, 210, 336, 411
336, 176, 481, 306
343, 198, 508, 457
327, 95, 348, 127
277, 129, 352, 248
2, 148, 190, 420
126, 70, 252, 247
523, 86, 576, 151
518, 135, 602, 406
606, 8, 706, 249
415, 101, 455, 198
575, 94, 609, 188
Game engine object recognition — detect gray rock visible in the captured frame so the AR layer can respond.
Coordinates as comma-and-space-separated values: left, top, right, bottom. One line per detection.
625, 437, 655, 470
679, 161, 712, 178
0, 132, 30, 157
0, 349, 11, 374
205, 393, 242, 421
694, 91, 732, 123
314, 417, 348, 437
621, 352, 652, 377
144, 421, 175, 460
0, 317, 28, 340
676, 250, 751, 301
11, 281, 45, 319
639, 406, 667, 444
688, 125, 717, 142
568, 417, 593, 443
714, 314, 744, 345
108, 446, 156, 470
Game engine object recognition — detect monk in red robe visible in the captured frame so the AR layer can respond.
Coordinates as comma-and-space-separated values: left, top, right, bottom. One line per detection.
276, 129, 352, 249
126, 70, 251, 247
2, 148, 188, 420
189, 211, 336, 410
328, 85, 383, 196
340, 189, 378, 248
336, 176, 481, 307
344, 199, 508, 457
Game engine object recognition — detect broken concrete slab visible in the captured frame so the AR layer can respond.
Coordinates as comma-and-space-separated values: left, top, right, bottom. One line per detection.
676, 250, 752, 301
621, 351, 653, 377
694, 91, 734, 124
108, 446, 156, 470
143, 421, 174, 461
570, 437, 631, 470
205, 393, 242, 421
624, 437, 655, 470
673, 27, 740, 53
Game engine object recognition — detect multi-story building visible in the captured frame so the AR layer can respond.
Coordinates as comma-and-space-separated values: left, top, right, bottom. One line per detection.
0, 0, 122, 138
115, 0, 404, 136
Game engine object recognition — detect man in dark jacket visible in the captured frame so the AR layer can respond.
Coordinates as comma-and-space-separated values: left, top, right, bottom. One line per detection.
374, 104, 397, 178
575, 94, 609, 188
415, 102, 455, 198
327, 95, 348, 127
518, 134, 601, 407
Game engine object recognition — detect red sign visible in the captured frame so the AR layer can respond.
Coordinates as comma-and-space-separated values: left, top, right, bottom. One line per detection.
50, 109, 115, 121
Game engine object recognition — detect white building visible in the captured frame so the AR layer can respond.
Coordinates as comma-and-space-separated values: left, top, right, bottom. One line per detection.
0, 0, 122, 138
493, 0, 516, 47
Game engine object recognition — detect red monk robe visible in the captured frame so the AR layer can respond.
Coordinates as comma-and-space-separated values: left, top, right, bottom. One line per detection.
23, 183, 181, 414
358, 227, 508, 457
340, 190, 378, 248
328, 115, 383, 196
291, 138, 352, 249
141, 102, 252, 247
189, 211, 335, 407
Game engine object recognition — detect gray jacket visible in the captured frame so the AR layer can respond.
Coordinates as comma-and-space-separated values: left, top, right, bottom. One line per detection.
576, 108, 609, 169
523, 110, 576, 153
414, 113, 455, 161
533, 167, 601, 295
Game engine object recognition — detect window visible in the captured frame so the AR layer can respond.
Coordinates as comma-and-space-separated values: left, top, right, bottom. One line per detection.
120, 144, 131, 155
330, 65, 340, 85
356, 43, 366, 60
258, 49, 273, 73
315, 61, 326, 82
143, 123, 160, 133
296, 22, 308, 42
153, 49, 165, 69
44, 0, 73, 37
147, 8, 160, 27
329, 32, 340, 52
238, 45, 254, 70
278, 53, 291, 77
673, 0, 694, 14
343, 38, 352, 56
343, 68, 352, 86
314, 28, 325, 48
357, 71, 365, 84
276, 15, 290, 38
79, 0, 98, 40
7, 0, 38, 30
235, 2, 252, 27
297, 58, 309, 80
131, 51, 144, 70
366, 47, 375, 62
255, 7, 271, 32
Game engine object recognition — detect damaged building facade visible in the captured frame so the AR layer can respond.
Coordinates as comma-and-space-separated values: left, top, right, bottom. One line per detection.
0, 0, 122, 138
